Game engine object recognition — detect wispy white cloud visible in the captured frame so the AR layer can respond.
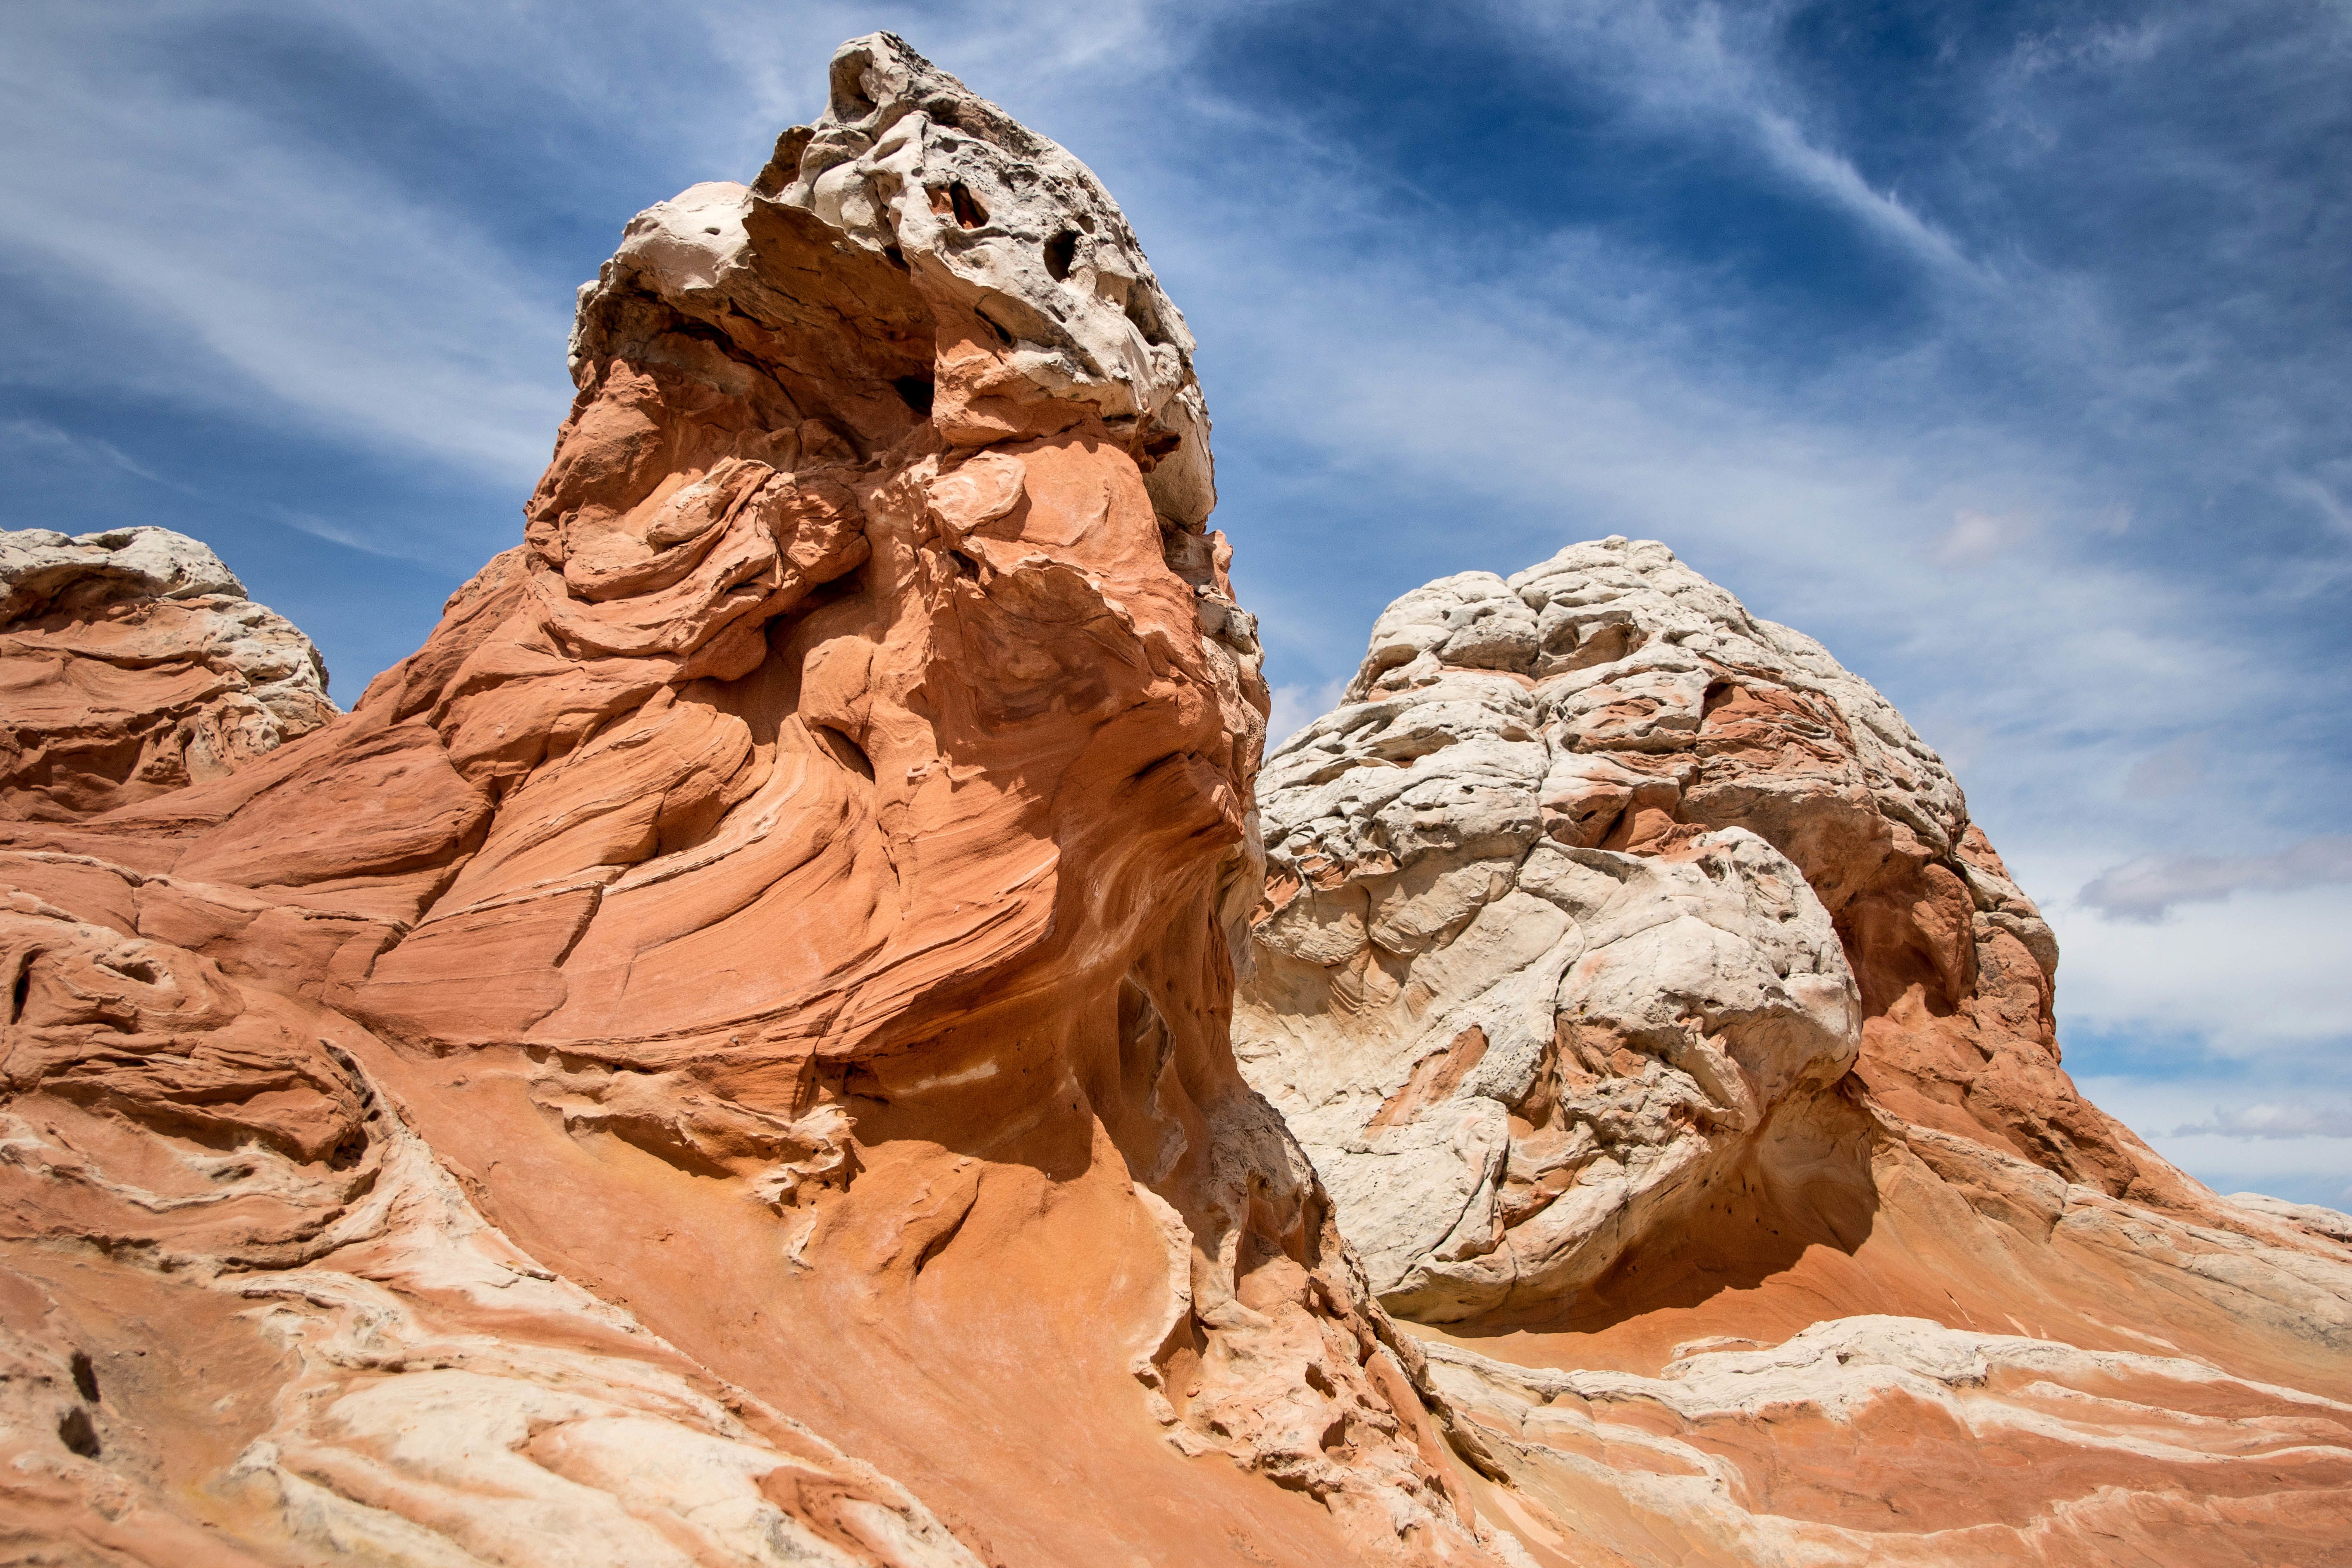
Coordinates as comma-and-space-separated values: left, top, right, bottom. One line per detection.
2123, 734, 2206, 799
1936, 508, 2037, 566
269, 507, 435, 564
1267, 676, 1351, 748
2079, 837, 2352, 922
0, 11, 571, 487
2170, 1103, 2352, 1140
0, 417, 166, 485
2048, 883, 2352, 1055
1483, 0, 1978, 277
2078, 1074, 2352, 1207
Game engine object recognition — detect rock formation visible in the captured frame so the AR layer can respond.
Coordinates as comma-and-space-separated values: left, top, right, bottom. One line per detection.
1238, 536, 2352, 1561
0, 35, 1510, 1568
1, 527, 335, 821
6, 30, 2348, 1568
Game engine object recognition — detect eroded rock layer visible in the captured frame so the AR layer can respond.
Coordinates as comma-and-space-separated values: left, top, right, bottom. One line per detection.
1237, 536, 2352, 1562
0, 35, 1514, 1568
1, 527, 335, 822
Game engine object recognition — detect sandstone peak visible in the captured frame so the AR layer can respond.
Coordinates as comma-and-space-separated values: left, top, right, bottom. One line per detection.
0, 35, 1508, 1568
586, 30, 1212, 533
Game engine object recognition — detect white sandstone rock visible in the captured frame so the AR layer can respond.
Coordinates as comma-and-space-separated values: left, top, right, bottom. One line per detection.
1236, 536, 2063, 1320
578, 32, 1213, 534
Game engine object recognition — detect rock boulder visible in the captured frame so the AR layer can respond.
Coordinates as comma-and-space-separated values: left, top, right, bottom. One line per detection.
0, 527, 335, 821
1238, 536, 2352, 1561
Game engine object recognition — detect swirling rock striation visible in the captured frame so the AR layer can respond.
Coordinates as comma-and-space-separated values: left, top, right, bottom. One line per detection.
1236, 536, 2352, 1562
10, 34, 2344, 1565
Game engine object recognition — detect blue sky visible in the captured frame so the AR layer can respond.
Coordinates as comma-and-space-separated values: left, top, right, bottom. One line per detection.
5, 0, 2347, 1203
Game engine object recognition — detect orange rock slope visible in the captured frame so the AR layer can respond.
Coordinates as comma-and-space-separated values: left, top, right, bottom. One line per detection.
3, 30, 2348, 1568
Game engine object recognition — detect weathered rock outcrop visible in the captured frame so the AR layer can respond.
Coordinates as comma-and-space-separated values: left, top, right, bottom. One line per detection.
1238, 537, 2352, 1561
10, 32, 2346, 1565
1, 527, 335, 822
0, 36, 1511, 1568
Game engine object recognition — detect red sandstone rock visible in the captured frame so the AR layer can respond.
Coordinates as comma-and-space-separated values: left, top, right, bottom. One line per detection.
0, 34, 1510, 1568
1, 527, 336, 822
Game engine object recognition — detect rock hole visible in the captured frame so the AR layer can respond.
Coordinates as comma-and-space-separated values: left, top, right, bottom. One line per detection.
882, 243, 908, 271
974, 303, 1015, 346
1122, 289, 1165, 348
57, 1406, 99, 1459
70, 1352, 98, 1403
829, 56, 877, 121
9, 963, 28, 1024
947, 181, 988, 230
1043, 230, 1078, 282
891, 374, 935, 415
815, 724, 875, 781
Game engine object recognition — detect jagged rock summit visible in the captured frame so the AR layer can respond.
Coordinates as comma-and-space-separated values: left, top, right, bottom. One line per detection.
1238, 536, 2352, 1562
